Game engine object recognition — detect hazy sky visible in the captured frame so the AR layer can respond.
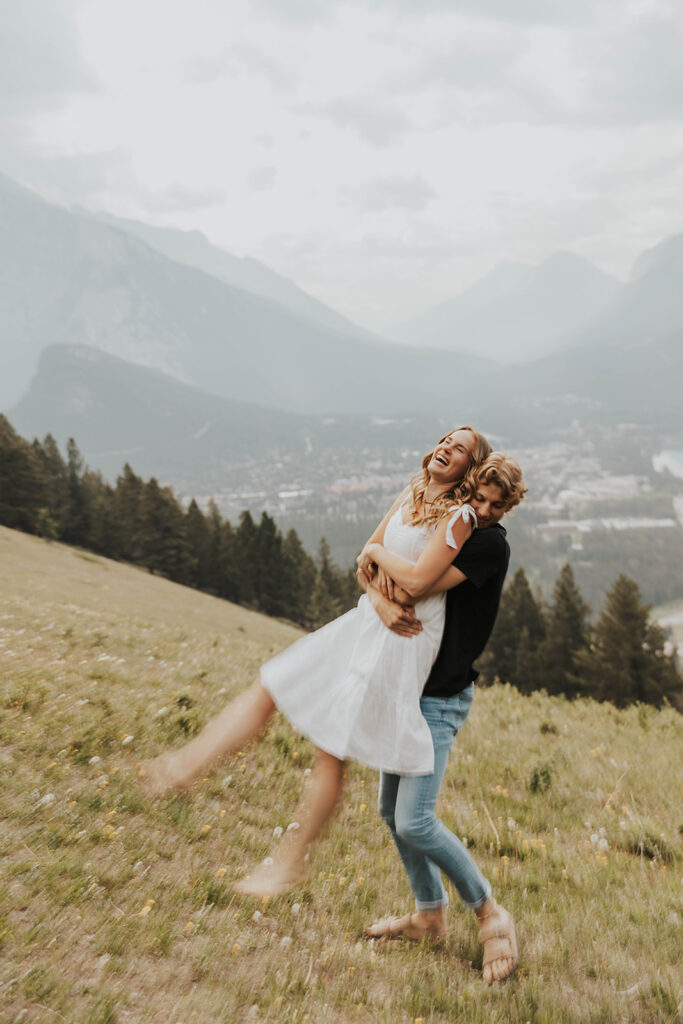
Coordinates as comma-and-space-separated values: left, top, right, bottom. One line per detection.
2, 0, 682, 328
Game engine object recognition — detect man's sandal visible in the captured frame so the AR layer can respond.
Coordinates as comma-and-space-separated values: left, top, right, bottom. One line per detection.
479, 903, 519, 983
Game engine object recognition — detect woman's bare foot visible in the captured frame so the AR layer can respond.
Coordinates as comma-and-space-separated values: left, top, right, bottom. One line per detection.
135, 754, 191, 797
232, 859, 306, 899
364, 907, 447, 942
476, 898, 519, 983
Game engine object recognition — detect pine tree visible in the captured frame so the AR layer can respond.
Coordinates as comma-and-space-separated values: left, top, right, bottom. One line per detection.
32, 434, 69, 535
306, 573, 342, 630
112, 464, 145, 561
185, 499, 211, 589
573, 574, 682, 708
138, 479, 191, 581
61, 438, 91, 545
0, 415, 45, 532
282, 529, 317, 626
204, 500, 225, 596
481, 567, 546, 691
536, 564, 591, 697
234, 511, 258, 606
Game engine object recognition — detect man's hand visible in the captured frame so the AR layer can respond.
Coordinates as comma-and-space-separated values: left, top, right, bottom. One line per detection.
377, 567, 394, 601
364, 582, 422, 638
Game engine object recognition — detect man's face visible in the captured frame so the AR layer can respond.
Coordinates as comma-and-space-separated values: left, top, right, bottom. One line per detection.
427, 429, 475, 486
470, 481, 508, 529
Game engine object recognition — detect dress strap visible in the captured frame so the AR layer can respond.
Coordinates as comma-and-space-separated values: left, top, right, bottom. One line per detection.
445, 503, 477, 550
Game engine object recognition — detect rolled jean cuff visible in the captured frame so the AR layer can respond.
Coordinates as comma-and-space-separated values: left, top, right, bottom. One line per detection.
461, 881, 492, 911
415, 895, 449, 911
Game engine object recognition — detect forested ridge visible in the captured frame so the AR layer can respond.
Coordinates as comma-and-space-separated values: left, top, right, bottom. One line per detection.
0, 415, 356, 630
1, 414, 680, 709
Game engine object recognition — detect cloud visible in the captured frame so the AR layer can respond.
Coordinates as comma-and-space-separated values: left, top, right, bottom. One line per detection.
140, 182, 227, 214
364, 0, 610, 27
183, 44, 294, 91
246, 166, 278, 191
312, 97, 410, 146
252, 0, 335, 23
342, 175, 437, 212
0, 0, 95, 106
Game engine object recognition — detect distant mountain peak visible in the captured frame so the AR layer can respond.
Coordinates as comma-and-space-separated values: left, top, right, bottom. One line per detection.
630, 232, 683, 281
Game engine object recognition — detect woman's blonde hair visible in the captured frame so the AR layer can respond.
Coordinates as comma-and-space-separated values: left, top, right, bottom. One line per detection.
407, 425, 492, 526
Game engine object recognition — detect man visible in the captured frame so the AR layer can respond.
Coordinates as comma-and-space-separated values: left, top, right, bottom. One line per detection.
357, 453, 527, 985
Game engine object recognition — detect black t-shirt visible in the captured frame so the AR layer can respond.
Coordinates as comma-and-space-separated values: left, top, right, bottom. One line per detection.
422, 523, 510, 698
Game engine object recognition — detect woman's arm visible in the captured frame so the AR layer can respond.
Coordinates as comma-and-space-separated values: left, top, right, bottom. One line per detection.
357, 485, 410, 563
422, 564, 467, 596
361, 511, 473, 600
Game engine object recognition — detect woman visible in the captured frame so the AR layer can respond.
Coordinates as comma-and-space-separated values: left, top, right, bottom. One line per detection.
138, 425, 491, 896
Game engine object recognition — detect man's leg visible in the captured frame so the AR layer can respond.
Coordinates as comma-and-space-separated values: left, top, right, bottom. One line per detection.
368, 687, 518, 981
392, 689, 491, 909
365, 764, 448, 940
367, 687, 489, 935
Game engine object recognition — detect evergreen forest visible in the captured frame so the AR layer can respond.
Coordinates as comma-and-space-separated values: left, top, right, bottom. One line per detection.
1, 415, 680, 710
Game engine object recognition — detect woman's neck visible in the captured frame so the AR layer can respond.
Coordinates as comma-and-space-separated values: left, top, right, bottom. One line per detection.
424, 481, 452, 504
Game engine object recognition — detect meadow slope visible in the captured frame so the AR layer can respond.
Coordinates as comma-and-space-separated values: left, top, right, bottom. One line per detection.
0, 526, 681, 1024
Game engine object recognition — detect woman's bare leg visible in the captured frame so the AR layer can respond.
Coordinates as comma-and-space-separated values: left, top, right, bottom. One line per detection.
233, 747, 344, 897
137, 679, 275, 796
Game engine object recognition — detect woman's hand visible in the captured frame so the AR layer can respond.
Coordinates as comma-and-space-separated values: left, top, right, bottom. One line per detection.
356, 542, 380, 576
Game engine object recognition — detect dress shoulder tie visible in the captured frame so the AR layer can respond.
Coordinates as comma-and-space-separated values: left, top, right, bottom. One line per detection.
445, 503, 477, 550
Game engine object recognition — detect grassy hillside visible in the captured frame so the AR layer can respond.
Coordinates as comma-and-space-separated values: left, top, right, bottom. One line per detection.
0, 526, 681, 1024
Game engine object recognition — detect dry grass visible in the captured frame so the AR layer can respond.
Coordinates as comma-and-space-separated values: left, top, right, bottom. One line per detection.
0, 525, 681, 1024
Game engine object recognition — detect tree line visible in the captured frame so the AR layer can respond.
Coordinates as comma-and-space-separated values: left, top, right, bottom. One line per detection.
0, 415, 357, 629
479, 563, 682, 710
1, 414, 680, 709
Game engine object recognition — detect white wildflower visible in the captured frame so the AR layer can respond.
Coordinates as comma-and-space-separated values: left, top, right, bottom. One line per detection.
280, 936, 293, 948
287, 822, 300, 832
37, 793, 56, 808
273, 826, 284, 838
88, 756, 101, 765
291, 903, 301, 916
252, 910, 263, 923
262, 857, 274, 866
121, 735, 134, 746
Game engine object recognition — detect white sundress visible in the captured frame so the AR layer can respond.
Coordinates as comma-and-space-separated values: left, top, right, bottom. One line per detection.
261, 503, 476, 776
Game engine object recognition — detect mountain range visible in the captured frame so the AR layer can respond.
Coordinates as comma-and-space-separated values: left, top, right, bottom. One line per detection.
86, 208, 374, 343
389, 252, 622, 363
8, 343, 447, 488
0, 172, 490, 415
2, 169, 682, 459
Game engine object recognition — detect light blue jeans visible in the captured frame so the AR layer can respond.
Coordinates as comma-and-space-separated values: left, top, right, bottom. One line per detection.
378, 685, 491, 910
